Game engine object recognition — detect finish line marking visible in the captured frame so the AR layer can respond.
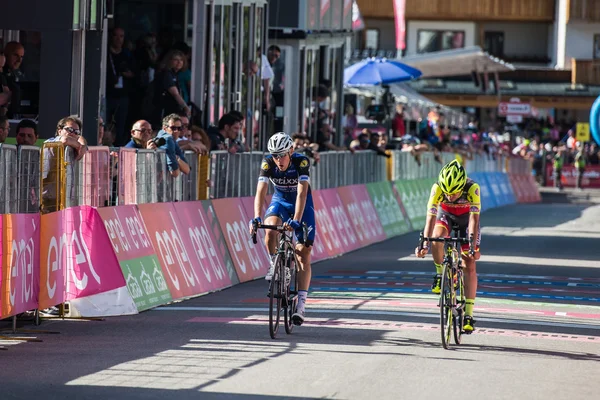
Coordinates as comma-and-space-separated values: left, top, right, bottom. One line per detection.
155, 306, 600, 331
182, 315, 600, 343
309, 287, 600, 302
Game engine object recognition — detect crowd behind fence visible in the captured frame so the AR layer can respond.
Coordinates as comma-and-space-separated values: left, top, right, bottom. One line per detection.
0, 143, 533, 214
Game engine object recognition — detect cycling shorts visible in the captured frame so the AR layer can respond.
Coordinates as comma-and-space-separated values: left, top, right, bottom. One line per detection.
265, 194, 316, 247
435, 209, 481, 253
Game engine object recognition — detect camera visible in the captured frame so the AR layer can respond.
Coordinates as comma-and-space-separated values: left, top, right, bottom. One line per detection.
150, 136, 167, 147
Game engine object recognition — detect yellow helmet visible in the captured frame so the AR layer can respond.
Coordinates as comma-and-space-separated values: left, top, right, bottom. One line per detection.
438, 160, 467, 195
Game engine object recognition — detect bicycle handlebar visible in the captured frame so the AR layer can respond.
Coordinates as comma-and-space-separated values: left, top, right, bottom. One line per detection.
251, 222, 308, 245
418, 232, 475, 255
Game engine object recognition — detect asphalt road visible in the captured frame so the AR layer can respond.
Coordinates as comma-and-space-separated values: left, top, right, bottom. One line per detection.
1, 203, 599, 400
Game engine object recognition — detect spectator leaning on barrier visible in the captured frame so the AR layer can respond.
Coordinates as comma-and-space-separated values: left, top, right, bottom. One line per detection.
0, 115, 9, 143
176, 114, 208, 155
156, 113, 190, 177
207, 113, 242, 153
125, 120, 157, 149
190, 125, 212, 151
42, 115, 88, 214
15, 118, 38, 146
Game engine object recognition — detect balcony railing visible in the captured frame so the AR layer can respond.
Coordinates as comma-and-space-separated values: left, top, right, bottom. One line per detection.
571, 58, 600, 85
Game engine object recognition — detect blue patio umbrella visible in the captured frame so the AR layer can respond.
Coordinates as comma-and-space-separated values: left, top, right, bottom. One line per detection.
344, 57, 422, 86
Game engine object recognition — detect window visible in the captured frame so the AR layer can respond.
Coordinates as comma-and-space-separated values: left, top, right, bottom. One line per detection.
365, 29, 379, 50
417, 30, 465, 54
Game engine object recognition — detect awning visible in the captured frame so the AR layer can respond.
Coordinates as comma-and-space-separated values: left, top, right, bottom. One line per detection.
400, 46, 515, 78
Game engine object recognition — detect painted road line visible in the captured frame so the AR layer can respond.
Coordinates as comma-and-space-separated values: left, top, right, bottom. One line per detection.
311, 279, 600, 295
156, 306, 600, 330
310, 286, 600, 302
397, 254, 599, 269
362, 270, 600, 283
168, 307, 600, 331
240, 298, 600, 320
313, 275, 600, 288
308, 291, 600, 310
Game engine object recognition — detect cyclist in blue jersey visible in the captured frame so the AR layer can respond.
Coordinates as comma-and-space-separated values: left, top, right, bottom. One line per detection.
249, 132, 316, 326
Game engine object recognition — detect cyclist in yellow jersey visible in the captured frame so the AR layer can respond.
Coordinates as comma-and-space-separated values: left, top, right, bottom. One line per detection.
415, 160, 481, 332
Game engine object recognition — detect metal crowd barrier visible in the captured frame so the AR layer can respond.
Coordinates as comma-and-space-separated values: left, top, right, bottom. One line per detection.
41, 142, 72, 214
17, 145, 41, 213
69, 146, 112, 208
0, 144, 18, 214
311, 151, 387, 190
210, 151, 265, 198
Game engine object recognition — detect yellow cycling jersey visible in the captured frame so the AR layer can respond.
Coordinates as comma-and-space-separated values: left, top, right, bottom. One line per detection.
427, 179, 481, 217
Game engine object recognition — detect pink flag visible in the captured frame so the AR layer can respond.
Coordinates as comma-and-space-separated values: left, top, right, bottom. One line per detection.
393, 0, 406, 50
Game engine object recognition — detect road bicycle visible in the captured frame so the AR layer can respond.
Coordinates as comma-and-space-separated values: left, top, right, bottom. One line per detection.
251, 222, 307, 339
419, 226, 474, 349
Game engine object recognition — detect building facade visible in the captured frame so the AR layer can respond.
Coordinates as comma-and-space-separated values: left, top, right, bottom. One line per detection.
355, 0, 600, 127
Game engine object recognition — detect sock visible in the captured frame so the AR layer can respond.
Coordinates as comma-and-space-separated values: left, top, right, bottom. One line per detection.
296, 290, 308, 313
434, 262, 443, 275
465, 299, 475, 317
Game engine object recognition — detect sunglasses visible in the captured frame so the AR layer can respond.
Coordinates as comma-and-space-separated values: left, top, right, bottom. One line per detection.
271, 153, 288, 160
63, 126, 81, 135
169, 126, 182, 131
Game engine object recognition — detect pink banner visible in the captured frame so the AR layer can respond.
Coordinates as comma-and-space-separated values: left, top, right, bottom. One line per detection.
138, 202, 212, 299
318, 188, 361, 253
393, 0, 406, 50
240, 196, 271, 266
39, 206, 126, 310
212, 198, 268, 282
97, 205, 155, 261
1, 214, 40, 318
312, 191, 345, 258
173, 201, 235, 292
337, 185, 386, 247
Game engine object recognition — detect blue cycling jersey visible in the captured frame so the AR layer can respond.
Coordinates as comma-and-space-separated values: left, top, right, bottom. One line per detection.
258, 152, 312, 203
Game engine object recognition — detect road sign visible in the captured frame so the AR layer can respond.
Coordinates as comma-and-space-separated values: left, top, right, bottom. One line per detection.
498, 101, 531, 116
506, 115, 523, 123
576, 123, 590, 142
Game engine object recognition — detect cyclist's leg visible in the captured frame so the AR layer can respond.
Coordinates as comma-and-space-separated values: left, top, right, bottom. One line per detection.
264, 200, 289, 280
461, 220, 481, 332
430, 212, 451, 293
292, 196, 316, 325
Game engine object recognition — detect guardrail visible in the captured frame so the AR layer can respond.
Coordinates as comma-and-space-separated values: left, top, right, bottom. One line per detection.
4, 142, 534, 213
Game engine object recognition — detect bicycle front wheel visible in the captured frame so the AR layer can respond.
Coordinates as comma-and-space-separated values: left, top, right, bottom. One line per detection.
284, 250, 298, 334
453, 269, 465, 345
440, 264, 453, 349
269, 255, 283, 339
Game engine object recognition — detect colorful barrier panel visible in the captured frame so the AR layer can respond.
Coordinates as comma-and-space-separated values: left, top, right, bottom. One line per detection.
1, 214, 40, 318
312, 191, 346, 259
337, 185, 386, 247
39, 206, 132, 312
97, 205, 172, 312
367, 181, 411, 237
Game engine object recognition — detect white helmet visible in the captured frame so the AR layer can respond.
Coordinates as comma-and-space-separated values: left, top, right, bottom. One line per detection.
267, 132, 293, 154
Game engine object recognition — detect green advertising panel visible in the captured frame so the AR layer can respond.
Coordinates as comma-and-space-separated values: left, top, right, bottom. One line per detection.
366, 181, 410, 238
121, 255, 173, 312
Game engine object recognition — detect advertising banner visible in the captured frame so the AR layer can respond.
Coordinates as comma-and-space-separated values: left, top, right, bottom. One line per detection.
138, 203, 211, 300
39, 206, 126, 310
318, 188, 361, 253
174, 201, 237, 292
212, 197, 268, 282
337, 185, 386, 246
545, 165, 600, 189
1, 214, 39, 318
312, 191, 345, 258
98, 206, 172, 312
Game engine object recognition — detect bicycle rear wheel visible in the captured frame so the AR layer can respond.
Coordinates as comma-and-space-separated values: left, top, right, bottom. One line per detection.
269, 255, 283, 339
284, 250, 298, 334
453, 269, 465, 345
440, 264, 453, 349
